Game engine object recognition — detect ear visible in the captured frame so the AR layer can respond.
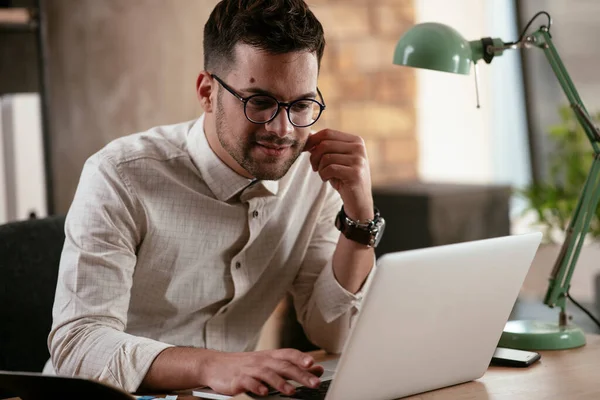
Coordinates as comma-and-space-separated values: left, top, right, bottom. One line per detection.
196, 71, 215, 113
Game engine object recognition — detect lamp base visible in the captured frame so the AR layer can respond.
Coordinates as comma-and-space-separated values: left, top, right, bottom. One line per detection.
498, 320, 586, 350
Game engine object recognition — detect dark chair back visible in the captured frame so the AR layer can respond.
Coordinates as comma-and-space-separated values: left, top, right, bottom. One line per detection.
0, 215, 66, 373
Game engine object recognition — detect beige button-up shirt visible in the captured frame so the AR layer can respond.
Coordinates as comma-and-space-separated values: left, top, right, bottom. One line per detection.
48, 115, 370, 392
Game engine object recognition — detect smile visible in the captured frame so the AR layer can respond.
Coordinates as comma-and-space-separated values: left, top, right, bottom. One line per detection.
256, 141, 291, 150
255, 141, 292, 156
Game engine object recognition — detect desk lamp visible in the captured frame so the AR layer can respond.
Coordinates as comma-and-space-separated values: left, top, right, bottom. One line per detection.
393, 11, 600, 350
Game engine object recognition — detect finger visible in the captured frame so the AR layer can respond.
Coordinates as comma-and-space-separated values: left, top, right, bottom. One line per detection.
269, 359, 321, 389
318, 164, 358, 185
303, 133, 317, 152
254, 367, 296, 396
308, 140, 363, 171
318, 164, 364, 190
304, 129, 358, 151
236, 375, 268, 397
270, 348, 315, 369
329, 178, 341, 191
317, 153, 364, 174
308, 364, 325, 377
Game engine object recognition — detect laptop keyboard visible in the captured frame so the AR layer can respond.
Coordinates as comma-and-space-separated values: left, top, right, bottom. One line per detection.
280, 380, 332, 400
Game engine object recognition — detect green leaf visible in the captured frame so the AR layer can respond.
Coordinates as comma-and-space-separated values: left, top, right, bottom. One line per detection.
521, 105, 600, 242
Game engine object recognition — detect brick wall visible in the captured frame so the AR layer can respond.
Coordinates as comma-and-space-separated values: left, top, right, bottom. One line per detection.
309, 0, 418, 185
44, 0, 417, 213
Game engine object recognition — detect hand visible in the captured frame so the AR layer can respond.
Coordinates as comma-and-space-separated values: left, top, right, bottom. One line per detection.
304, 129, 374, 221
202, 348, 324, 397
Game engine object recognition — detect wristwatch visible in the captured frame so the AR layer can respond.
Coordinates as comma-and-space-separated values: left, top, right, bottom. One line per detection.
335, 206, 386, 248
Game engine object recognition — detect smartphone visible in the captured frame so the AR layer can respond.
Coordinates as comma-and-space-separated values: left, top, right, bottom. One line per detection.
490, 347, 541, 367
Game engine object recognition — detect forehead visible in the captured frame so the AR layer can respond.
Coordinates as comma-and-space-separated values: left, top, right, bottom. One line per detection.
225, 43, 319, 98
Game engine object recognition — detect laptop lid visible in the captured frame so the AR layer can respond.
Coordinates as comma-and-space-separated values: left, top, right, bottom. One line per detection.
325, 232, 542, 400
0, 370, 135, 400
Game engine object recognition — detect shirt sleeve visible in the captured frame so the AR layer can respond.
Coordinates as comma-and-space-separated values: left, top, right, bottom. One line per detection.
289, 185, 376, 354
48, 153, 174, 392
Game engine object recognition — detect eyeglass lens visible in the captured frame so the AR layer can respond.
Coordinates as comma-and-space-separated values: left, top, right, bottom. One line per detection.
245, 96, 321, 127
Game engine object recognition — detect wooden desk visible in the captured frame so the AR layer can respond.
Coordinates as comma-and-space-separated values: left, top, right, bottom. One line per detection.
401, 334, 600, 399
5, 335, 600, 399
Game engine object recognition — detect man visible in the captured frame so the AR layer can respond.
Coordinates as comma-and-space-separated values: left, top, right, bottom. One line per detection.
48, 0, 385, 397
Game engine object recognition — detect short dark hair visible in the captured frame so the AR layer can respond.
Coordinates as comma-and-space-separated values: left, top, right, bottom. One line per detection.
204, 0, 325, 74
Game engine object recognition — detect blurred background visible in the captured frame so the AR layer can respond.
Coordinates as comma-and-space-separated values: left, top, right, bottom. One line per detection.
1, 0, 600, 345
2, 0, 598, 220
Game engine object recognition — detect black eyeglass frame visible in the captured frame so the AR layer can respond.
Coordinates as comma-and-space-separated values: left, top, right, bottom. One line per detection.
210, 74, 326, 128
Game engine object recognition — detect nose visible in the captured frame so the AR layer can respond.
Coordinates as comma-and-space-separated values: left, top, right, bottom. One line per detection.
265, 106, 294, 138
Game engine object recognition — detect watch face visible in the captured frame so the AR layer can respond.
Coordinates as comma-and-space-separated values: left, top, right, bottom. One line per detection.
373, 217, 386, 248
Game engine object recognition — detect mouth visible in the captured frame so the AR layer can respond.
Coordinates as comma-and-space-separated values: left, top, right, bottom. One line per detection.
255, 140, 293, 157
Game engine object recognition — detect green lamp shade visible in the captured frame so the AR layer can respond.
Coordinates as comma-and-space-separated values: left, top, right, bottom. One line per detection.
393, 22, 473, 75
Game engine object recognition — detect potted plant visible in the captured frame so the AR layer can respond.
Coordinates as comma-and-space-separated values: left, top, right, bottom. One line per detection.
518, 105, 600, 308
520, 105, 600, 243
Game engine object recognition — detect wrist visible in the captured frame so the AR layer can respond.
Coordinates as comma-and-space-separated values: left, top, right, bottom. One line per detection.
342, 202, 374, 221
335, 205, 385, 248
142, 346, 216, 392
195, 348, 220, 387
344, 209, 374, 221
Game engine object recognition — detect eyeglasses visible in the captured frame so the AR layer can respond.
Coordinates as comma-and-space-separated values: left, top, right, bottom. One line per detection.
211, 74, 326, 128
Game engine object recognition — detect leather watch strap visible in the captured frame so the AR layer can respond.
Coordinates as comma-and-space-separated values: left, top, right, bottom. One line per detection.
335, 206, 383, 247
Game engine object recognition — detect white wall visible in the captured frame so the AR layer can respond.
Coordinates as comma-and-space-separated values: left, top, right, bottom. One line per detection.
0, 93, 47, 223
488, 0, 531, 206
415, 0, 493, 184
415, 0, 531, 208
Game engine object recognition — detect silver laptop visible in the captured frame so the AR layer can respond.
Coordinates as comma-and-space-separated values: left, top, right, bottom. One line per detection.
194, 232, 542, 400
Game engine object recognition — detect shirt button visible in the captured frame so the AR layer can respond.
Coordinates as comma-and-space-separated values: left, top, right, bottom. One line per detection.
235, 262, 241, 269
252, 210, 259, 218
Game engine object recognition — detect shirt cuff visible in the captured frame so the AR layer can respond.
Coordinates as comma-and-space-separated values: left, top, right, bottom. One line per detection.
313, 255, 377, 323
98, 338, 175, 393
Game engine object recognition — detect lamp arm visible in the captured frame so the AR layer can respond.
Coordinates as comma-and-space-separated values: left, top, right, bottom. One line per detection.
526, 28, 600, 322
531, 29, 600, 146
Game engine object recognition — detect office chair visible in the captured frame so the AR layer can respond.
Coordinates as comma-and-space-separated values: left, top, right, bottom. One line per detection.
0, 215, 66, 373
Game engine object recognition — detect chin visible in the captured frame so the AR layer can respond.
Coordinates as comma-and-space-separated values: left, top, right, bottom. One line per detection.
251, 168, 287, 181
247, 161, 292, 180
245, 152, 300, 180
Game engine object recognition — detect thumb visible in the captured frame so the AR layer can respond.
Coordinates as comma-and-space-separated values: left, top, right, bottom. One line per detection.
329, 178, 341, 191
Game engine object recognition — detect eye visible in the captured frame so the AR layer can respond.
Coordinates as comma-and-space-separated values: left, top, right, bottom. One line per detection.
291, 100, 314, 112
247, 96, 276, 109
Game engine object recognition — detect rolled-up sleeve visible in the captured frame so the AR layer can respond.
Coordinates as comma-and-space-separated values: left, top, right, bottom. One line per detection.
48, 154, 173, 392
289, 187, 376, 354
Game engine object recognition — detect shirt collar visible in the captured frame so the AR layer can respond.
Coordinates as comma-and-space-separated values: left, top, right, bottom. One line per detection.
186, 115, 279, 201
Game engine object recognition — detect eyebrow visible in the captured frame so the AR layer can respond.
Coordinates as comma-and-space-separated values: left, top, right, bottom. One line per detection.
240, 86, 317, 101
